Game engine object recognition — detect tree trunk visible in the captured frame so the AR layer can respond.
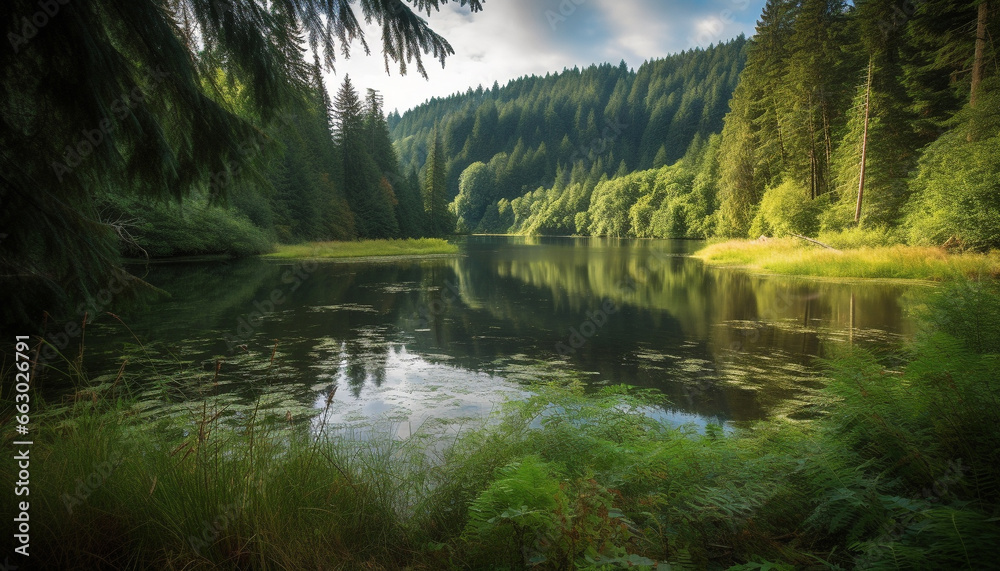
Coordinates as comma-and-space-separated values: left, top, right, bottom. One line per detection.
807, 95, 818, 200
855, 57, 873, 225
971, 1, 988, 108
821, 98, 832, 192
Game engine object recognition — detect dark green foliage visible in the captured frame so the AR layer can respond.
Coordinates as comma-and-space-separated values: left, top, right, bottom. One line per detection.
334, 76, 400, 239
392, 38, 748, 233
804, 281, 1000, 568
98, 194, 272, 258
1, 0, 482, 328
423, 124, 454, 237
269, 84, 356, 243
396, 168, 427, 238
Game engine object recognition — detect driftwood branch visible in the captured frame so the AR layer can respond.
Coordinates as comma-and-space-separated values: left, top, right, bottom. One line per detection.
790, 234, 841, 252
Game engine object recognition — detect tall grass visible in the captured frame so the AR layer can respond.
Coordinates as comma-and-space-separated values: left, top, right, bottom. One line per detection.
695, 238, 1000, 280
4, 280, 1000, 569
266, 238, 458, 259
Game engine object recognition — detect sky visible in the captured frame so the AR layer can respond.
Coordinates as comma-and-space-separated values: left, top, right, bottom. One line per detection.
323, 0, 767, 115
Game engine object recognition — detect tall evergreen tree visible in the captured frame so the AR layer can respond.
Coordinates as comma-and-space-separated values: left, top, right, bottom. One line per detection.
826, 0, 920, 229
334, 76, 398, 239
1, 0, 484, 327
423, 124, 453, 236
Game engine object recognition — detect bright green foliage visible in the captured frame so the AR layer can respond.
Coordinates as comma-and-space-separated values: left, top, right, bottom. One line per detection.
749, 180, 824, 237
453, 161, 493, 232
588, 170, 652, 237
905, 81, 1000, 250
500, 136, 721, 238
392, 38, 748, 232
697, 239, 1000, 280
266, 238, 457, 259
713, 0, 996, 244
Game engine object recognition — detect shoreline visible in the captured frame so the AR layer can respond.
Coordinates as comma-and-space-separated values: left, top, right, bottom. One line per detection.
694, 238, 1000, 281
263, 238, 459, 260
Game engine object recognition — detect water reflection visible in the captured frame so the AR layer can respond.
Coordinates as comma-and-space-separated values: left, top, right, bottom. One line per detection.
77, 236, 919, 432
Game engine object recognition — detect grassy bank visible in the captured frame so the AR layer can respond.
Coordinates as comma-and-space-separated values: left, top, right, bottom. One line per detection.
695, 238, 1000, 280
265, 238, 458, 260
4, 281, 1000, 569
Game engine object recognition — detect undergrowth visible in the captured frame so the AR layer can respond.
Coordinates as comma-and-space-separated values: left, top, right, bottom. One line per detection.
2, 281, 999, 569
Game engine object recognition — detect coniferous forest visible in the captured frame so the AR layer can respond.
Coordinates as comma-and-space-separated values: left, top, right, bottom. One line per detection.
2, 1, 1000, 570
387, 0, 998, 248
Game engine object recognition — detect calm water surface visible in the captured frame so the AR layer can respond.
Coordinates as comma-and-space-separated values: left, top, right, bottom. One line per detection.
77, 236, 920, 435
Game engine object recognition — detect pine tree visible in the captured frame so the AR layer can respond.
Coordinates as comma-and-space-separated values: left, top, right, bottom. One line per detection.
716, 0, 796, 236
423, 124, 453, 237
334, 76, 398, 239
0, 0, 485, 327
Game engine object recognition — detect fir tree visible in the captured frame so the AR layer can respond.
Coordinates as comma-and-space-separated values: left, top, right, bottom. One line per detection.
423, 124, 454, 237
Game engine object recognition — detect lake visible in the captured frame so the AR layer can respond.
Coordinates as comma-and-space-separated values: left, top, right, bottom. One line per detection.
72, 236, 919, 436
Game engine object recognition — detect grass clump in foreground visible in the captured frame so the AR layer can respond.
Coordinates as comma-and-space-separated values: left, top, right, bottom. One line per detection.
265, 237, 458, 259
695, 236, 1000, 280
5, 280, 1000, 570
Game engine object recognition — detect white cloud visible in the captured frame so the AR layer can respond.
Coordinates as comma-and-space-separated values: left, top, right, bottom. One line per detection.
323, 1, 765, 114
595, 0, 672, 60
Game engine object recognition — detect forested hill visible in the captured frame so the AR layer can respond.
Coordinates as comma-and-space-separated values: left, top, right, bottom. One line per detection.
389, 37, 747, 232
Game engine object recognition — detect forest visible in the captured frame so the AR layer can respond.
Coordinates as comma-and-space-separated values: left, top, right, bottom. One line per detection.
389, 0, 998, 249
8, 0, 995, 327
3, 1, 1000, 570
0, 0, 458, 327
390, 37, 746, 234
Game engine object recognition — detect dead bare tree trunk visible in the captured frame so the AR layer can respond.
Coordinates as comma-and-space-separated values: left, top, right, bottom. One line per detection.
854, 57, 873, 225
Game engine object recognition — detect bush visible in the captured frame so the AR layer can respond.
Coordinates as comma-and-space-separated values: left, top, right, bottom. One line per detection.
809, 280, 1000, 568
101, 193, 273, 258
816, 226, 903, 249
749, 180, 824, 238
905, 81, 1000, 250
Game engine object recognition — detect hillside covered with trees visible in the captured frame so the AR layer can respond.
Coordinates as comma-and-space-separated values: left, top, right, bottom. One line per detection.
389, 37, 747, 233
397, 0, 998, 249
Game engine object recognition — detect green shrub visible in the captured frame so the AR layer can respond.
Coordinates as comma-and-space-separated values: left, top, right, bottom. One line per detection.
100, 193, 273, 258
749, 180, 825, 238
816, 226, 904, 249
905, 81, 1000, 250
808, 280, 1000, 568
